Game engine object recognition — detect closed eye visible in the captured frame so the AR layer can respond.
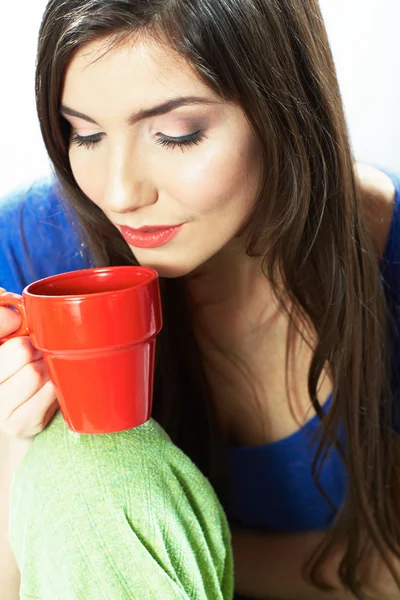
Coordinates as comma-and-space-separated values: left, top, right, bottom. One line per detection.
70, 133, 104, 149
156, 130, 205, 150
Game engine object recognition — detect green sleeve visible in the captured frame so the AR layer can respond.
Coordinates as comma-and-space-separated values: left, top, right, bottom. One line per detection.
9, 412, 234, 600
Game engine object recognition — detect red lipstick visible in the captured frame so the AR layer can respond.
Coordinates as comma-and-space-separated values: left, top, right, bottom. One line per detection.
119, 224, 183, 248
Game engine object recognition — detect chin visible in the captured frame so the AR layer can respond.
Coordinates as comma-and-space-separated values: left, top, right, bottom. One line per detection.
134, 257, 199, 279
131, 244, 223, 279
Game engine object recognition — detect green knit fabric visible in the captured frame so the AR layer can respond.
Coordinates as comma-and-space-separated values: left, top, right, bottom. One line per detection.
9, 412, 234, 600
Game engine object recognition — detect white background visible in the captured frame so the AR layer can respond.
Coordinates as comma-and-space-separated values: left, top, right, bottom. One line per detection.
0, 0, 399, 197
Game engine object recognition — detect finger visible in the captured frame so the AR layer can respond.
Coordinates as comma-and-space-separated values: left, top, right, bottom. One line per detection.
0, 337, 43, 384
42, 398, 60, 429
2, 379, 58, 439
0, 306, 22, 338
0, 358, 50, 422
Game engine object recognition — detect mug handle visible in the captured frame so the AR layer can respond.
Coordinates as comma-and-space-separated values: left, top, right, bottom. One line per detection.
0, 289, 29, 343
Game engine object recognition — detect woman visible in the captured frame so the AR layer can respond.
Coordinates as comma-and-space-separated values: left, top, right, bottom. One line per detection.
1, 0, 400, 598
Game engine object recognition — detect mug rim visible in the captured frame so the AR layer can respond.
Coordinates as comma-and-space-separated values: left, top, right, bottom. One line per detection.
23, 266, 159, 301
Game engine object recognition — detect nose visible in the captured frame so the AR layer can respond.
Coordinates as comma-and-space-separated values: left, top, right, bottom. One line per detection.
103, 142, 158, 215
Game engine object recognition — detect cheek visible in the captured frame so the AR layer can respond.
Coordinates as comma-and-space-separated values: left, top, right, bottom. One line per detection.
168, 138, 260, 215
69, 150, 106, 206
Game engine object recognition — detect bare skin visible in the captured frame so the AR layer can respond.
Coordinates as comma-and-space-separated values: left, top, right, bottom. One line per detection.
191, 164, 395, 446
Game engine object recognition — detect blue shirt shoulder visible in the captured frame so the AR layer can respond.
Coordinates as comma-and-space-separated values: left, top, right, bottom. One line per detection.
0, 177, 92, 294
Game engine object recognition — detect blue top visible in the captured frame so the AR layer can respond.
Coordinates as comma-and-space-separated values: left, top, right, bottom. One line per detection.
1, 170, 400, 537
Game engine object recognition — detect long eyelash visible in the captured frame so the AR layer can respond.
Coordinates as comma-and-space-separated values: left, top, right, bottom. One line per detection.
156, 131, 205, 150
70, 133, 103, 149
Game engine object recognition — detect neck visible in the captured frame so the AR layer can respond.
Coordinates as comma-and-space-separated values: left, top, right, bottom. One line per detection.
187, 238, 264, 307
186, 239, 288, 348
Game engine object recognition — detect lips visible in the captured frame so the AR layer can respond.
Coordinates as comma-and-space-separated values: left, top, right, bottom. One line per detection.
119, 224, 183, 249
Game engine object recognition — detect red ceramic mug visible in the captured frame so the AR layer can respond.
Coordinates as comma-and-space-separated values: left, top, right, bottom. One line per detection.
0, 267, 162, 434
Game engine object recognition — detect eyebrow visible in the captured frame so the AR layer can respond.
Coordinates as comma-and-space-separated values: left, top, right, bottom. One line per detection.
59, 96, 217, 126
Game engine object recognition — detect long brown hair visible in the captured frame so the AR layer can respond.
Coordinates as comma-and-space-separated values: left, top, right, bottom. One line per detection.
34, 0, 400, 595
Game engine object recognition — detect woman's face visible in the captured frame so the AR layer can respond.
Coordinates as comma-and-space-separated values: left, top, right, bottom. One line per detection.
61, 36, 261, 277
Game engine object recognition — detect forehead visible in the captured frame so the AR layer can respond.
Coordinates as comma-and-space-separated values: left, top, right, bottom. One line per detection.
62, 35, 212, 112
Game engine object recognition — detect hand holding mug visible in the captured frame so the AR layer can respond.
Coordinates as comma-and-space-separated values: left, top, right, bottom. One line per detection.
0, 267, 162, 435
